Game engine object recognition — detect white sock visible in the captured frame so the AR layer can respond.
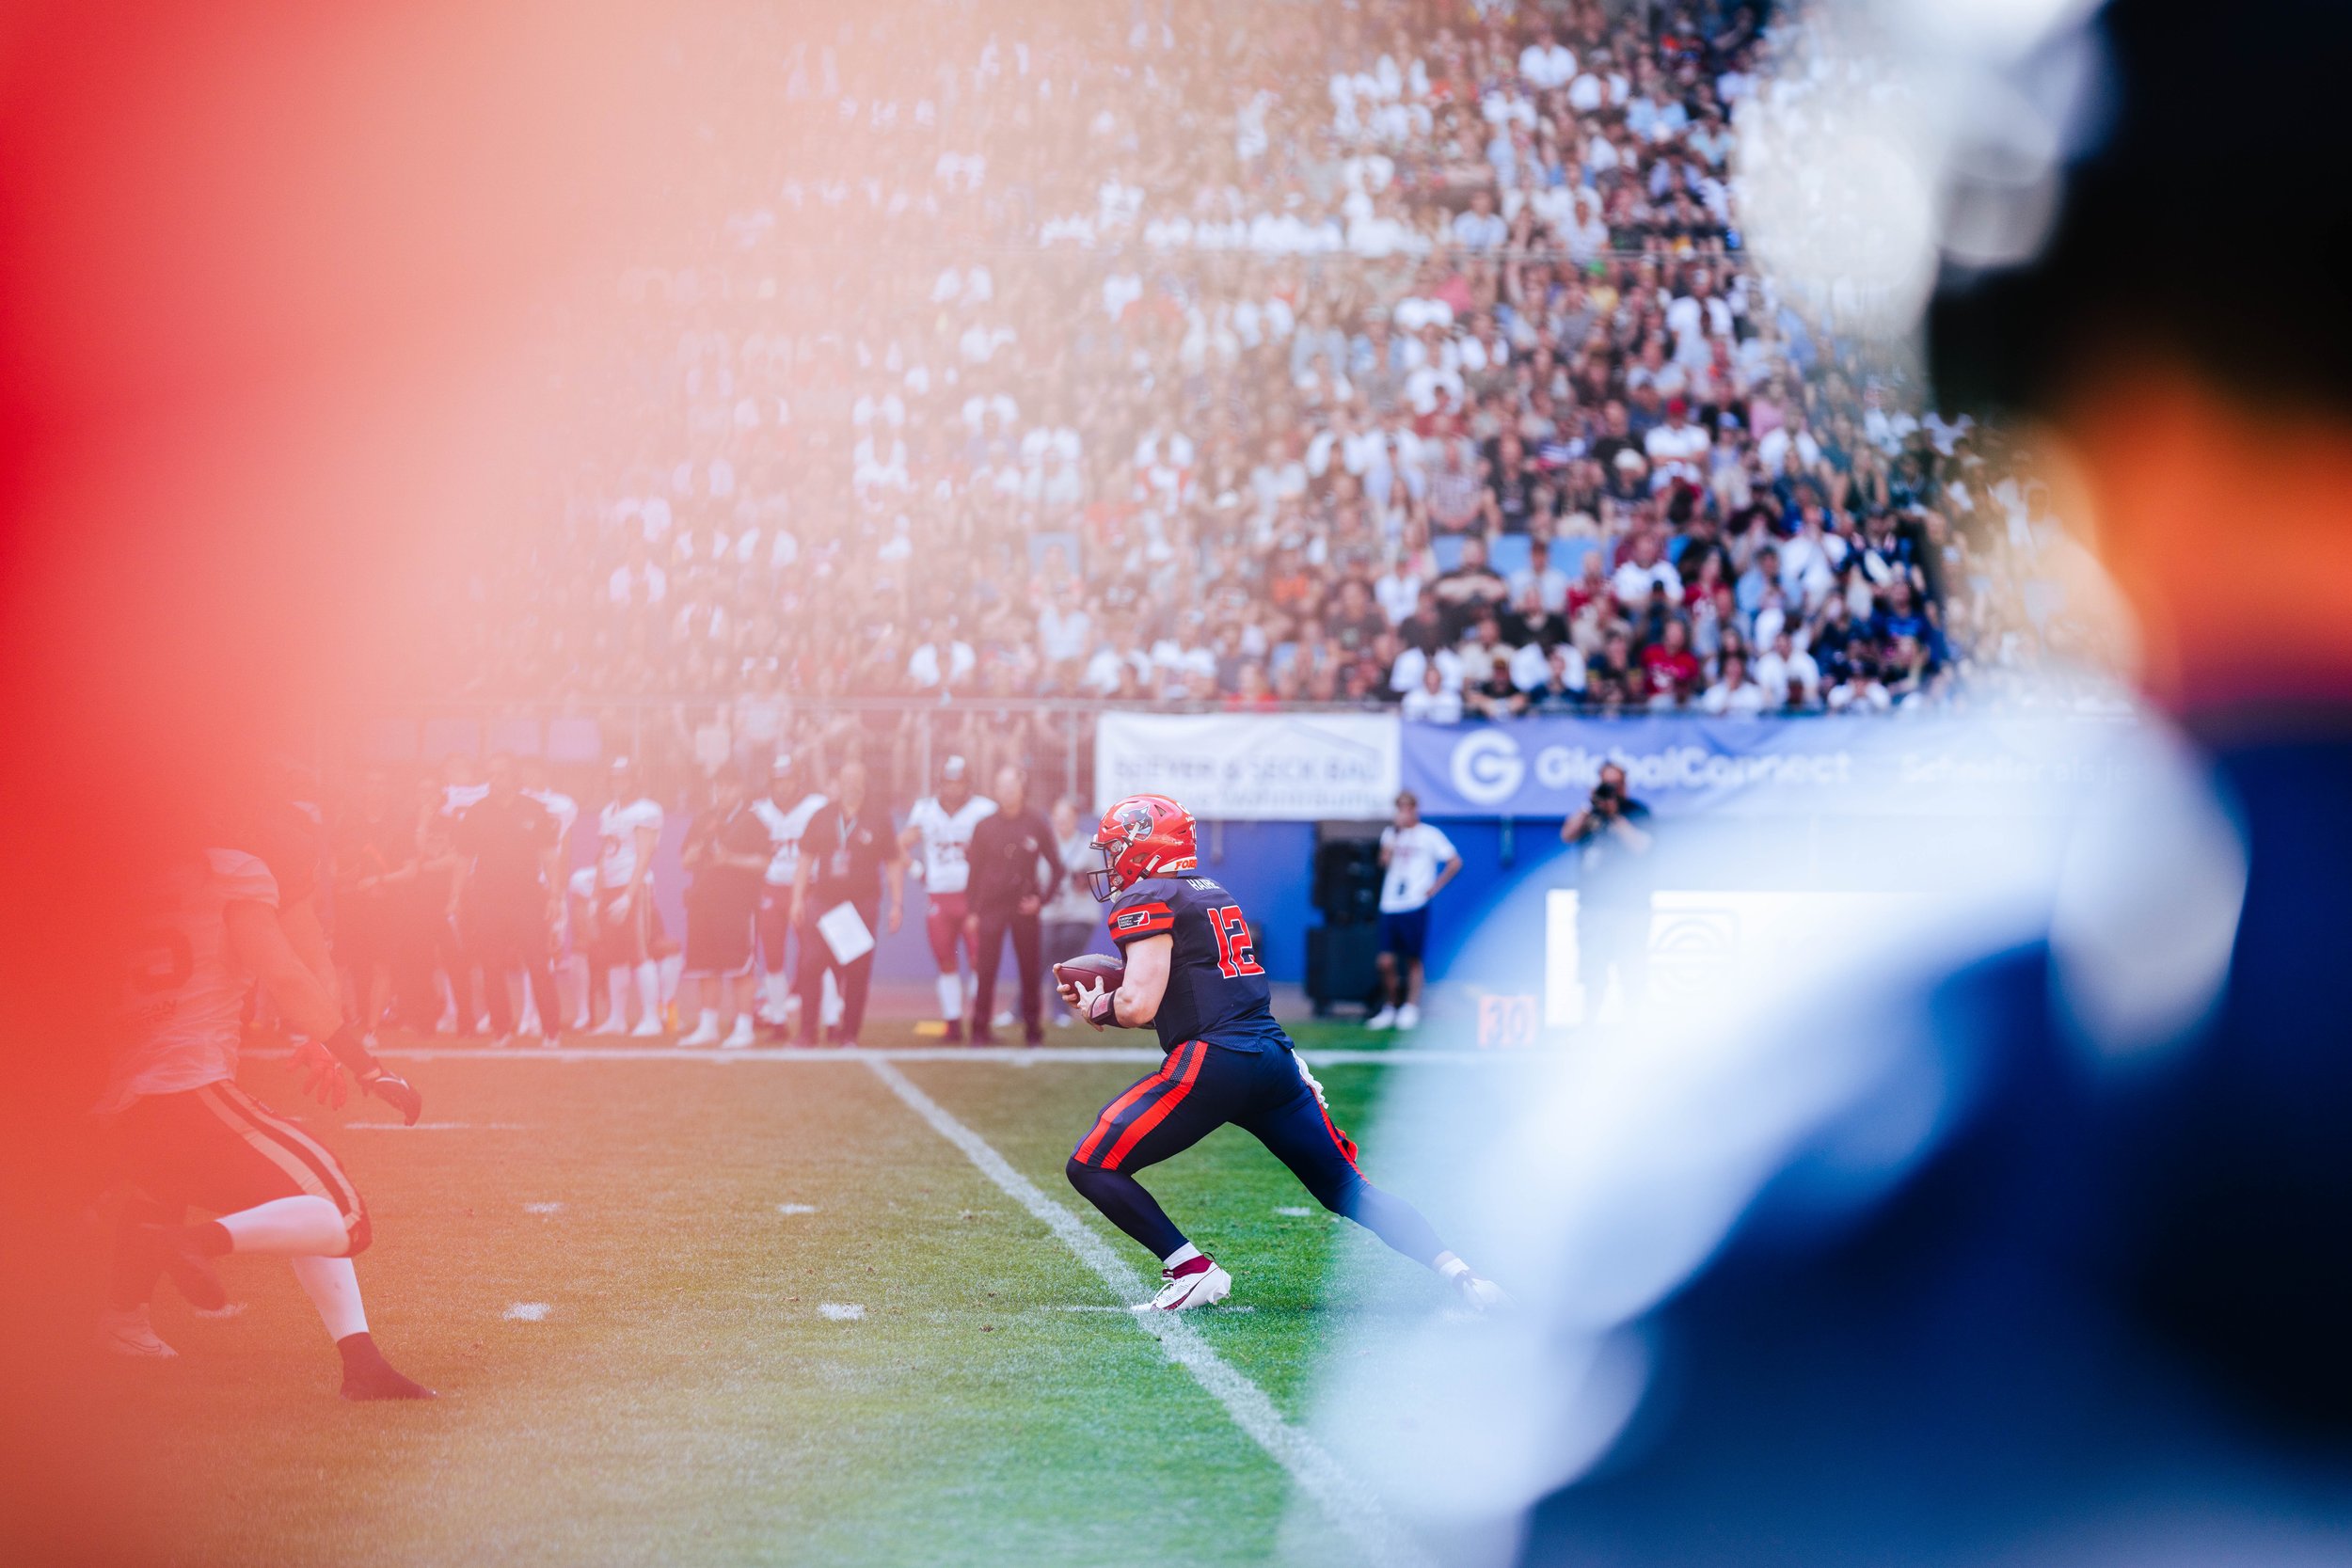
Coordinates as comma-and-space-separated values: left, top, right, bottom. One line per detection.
607, 967, 631, 1021
659, 953, 683, 1006
217, 1196, 347, 1256
936, 973, 963, 1022
820, 969, 843, 1027
1163, 1242, 1202, 1270
695, 1007, 719, 1034
635, 961, 662, 1022
1434, 1250, 1471, 1281
290, 1255, 369, 1341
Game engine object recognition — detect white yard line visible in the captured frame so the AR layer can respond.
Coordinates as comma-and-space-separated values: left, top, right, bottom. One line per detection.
864, 1057, 1434, 1568
247, 1044, 1542, 1067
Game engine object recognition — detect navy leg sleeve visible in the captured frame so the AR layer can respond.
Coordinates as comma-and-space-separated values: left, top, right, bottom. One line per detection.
1242, 1068, 1449, 1267
1066, 1158, 1187, 1260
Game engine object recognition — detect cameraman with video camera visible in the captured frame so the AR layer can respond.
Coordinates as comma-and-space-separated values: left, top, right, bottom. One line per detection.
1560, 762, 1653, 1022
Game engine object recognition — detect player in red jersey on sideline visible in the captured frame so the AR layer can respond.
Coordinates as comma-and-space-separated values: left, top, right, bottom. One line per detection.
1057, 793, 1507, 1312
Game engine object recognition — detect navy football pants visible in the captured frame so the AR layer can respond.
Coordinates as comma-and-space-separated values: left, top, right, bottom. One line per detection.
1066, 1040, 1447, 1266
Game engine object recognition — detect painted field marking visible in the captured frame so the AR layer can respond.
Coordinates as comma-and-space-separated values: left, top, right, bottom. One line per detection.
255, 1045, 1537, 1068
776, 1203, 818, 1215
523, 1202, 564, 1215
503, 1303, 551, 1323
866, 1057, 1433, 1568
818, 1303, 865, 1322
1275, 1206, 1315, 1217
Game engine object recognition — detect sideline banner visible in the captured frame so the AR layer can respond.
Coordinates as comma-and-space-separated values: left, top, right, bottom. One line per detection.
1401, 715, 2143, 818
1094, 712, 1400, 821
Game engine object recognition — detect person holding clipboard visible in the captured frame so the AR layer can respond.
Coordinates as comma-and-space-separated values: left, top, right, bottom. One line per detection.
789, 759, 904, 1047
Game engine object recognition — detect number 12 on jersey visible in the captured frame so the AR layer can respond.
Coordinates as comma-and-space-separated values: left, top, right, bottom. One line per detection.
1210, 905, 1263, 979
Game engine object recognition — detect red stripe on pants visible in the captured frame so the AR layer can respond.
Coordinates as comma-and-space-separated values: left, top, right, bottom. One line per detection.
1102, 1041, 1207, 1170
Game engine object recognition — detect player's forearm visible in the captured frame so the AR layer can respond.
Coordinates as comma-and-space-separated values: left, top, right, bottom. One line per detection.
262, 956, 344, 1040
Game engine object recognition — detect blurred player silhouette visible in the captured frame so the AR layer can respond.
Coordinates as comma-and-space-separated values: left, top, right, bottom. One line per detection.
1057, 793, 1505, 1312
1475, 2, 2352, 1560
99, 800, 431, 1399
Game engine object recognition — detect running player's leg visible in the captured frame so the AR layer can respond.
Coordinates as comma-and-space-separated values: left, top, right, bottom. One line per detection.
1238, 1054, 1504, 1304
128, 1085, 434, 1395
1238, 1056, 1444, 1262
1066, 1041, 1236, 1304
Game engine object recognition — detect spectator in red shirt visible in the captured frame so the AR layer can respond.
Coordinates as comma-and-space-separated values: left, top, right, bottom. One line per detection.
1641, 618, 1702, 707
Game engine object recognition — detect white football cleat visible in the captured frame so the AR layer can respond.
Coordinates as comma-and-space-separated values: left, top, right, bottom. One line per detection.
1148, 1257, 1232, 1311
678, 1022, 722, 1048
1394, 1002, 1422, 1030
1365, 1006, 1397, 1031
591, 1015, 626, 1036
629, 1017, 665, 1038
721, 1018, 756, 1049
1454, 1273, 1513, 1313
99, 1305, 177, 1359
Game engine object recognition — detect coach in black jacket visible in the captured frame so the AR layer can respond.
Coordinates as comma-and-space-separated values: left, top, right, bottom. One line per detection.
964, 765, 1060, 1046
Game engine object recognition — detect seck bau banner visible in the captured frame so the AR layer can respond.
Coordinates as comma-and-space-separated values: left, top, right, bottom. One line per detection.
1094, 712, 1401, 822
1400, 714, 2148, 818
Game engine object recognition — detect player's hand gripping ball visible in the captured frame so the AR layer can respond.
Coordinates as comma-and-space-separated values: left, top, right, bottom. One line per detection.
1053, 952, 1125, 1030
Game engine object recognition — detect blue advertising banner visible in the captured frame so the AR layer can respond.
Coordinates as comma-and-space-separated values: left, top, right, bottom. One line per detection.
1399, 716, 2146, 818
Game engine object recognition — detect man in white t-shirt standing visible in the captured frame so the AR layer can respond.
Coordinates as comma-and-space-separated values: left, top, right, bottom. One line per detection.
1369, 791, 1462, 1032
750, 752, 828, 1033
591, 756, 666, 1037
898, 756, 997, 1041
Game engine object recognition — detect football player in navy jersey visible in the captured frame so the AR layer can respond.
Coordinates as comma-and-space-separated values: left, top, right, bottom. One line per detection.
1057, 793, 1507, 1312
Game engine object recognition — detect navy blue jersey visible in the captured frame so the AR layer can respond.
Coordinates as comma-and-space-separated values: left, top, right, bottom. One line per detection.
1107, 875, 1289, 1056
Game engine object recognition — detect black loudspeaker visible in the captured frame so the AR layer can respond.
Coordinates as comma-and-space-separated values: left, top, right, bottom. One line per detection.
1307, 925, 1383, 1016
1311, 839, 1382, 927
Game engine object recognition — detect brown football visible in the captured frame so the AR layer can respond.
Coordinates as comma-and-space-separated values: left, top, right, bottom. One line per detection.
1053, 951, 1126, 991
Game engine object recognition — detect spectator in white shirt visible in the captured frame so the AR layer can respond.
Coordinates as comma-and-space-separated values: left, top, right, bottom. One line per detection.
1643, 398, 1711, 486
1518, 32, 1577, 89
1699, 653, 1769, 716
1450, 189, 1508, 252
609, 542, 668, 609
1756, 630, 1822, 709
1612, 531, 1683, 608
1506, 536, 1570, 611
1399, 661, 1464, 722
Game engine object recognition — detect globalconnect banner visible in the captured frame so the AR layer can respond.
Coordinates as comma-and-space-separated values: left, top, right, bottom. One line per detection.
1094, 712, 1401, 821
1399, 715, 2143, 818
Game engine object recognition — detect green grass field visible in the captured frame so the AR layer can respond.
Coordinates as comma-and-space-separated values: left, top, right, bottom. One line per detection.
101, 1022, 1532, 1567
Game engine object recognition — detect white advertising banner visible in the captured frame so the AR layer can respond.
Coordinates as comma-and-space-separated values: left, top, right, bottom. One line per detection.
1093, 712, 1401, 822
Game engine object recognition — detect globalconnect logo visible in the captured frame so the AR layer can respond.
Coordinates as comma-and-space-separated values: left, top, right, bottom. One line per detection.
1448, 730, 1525, 806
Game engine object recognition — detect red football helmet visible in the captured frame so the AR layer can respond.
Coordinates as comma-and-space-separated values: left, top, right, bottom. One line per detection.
1087, 794, 1199, 901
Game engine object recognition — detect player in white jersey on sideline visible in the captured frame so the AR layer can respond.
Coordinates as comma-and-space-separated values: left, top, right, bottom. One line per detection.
591, 755, 666, 1037
750, 752, 830, 1035
898, 755, 996, 1042
516, 757, 577, 1037
98, 814, 432, 1398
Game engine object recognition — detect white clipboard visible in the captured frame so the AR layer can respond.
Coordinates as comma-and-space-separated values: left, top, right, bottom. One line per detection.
816, 900, 875, 966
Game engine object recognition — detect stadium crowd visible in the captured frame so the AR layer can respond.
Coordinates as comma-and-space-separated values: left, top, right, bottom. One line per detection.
427, 0, 2098, 785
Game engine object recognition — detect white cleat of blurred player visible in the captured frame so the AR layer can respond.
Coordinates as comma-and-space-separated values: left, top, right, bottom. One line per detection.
1365, 1005, 1397, 1030
1147, 1254, 1232, 1311
99, 1304, 178, 1358
1436, 1252, 1511, 1313
629, 1016, 664, 1038
1394, 1002, 1422, 1030
721, 1017, 756, 1049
